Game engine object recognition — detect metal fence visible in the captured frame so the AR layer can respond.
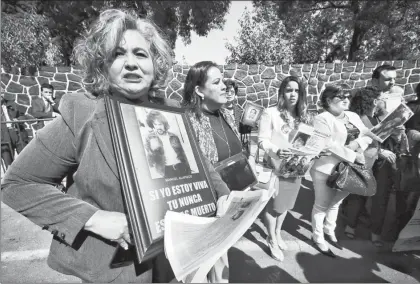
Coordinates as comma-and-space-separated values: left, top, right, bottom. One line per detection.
1, 118, 54, 172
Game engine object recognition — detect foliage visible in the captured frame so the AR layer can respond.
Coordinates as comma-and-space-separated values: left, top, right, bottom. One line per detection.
1, 2, 50, 67
228, 0, 420, 64
225, 8, 293, 65
1, 0, 231, 66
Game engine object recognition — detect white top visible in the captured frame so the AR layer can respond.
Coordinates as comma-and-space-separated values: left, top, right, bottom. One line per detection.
160, 135, 180, 166
258, 107, 295, 156
311, 110, 373, 175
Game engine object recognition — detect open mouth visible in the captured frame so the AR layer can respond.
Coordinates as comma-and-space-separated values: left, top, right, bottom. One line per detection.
123, 74, 142, 81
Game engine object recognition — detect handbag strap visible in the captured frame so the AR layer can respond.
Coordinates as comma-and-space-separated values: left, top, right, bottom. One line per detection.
255, 141, 263, 164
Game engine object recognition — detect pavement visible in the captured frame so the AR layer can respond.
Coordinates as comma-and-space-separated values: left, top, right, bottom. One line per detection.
1, 131, 420, 283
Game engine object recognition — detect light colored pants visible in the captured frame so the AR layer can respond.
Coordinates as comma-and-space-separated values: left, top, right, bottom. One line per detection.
310, 168, 349, 243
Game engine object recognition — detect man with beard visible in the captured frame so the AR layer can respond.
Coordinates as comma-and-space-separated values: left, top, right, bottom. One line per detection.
371, 64, 405, 112
145, 110, 191, 179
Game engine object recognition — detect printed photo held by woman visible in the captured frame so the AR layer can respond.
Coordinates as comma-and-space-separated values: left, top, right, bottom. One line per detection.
258, 75, 313, 261
182, 61, 244, 282
1, 9, 231, 283
310, 83, 379, 257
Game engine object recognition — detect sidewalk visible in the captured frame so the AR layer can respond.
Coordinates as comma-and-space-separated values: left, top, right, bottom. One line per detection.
2, 132, 419, 283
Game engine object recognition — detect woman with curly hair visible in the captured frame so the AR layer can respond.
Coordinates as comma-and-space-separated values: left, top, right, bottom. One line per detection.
2, 9, 230, 283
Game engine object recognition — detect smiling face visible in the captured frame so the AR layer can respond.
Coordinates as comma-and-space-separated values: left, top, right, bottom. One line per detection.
283, 81, 300, 108
108, 29, 155, 101
196, 67, 227, 111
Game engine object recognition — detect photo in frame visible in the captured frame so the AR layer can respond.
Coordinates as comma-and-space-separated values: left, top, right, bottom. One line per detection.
241, 101, 264, 127
214, 152, 258, 191
105, 97, 218, 263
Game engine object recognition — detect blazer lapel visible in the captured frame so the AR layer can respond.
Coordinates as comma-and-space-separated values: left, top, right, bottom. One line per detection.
90, 99, 119, 178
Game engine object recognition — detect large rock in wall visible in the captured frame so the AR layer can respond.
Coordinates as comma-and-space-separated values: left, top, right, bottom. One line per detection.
2, 60, 419, 124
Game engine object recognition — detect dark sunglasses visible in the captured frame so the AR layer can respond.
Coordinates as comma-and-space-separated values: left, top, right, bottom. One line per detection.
335, 93, 351, 100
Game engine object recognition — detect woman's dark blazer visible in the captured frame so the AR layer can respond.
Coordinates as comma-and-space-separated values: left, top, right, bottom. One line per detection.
1, 92, 229, 282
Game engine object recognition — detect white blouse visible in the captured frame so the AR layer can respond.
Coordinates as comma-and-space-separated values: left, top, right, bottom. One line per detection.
311, 110, 373, 175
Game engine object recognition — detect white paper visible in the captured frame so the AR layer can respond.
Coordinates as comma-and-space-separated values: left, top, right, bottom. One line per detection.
164, 189, 275, 282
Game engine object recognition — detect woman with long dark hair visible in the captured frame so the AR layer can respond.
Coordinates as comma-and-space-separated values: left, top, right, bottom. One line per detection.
258, 76, 312, 261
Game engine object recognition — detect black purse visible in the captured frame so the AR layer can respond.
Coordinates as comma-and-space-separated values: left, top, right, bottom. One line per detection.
326, 161, 377, 196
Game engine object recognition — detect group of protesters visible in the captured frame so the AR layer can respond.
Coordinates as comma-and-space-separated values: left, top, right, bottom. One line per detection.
1, 8, 420, 283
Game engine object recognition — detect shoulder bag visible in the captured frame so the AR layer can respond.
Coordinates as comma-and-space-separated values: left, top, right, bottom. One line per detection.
326, 161, 377, 196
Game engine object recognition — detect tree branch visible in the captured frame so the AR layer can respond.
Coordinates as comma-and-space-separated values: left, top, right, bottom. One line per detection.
300, 2, 351, 13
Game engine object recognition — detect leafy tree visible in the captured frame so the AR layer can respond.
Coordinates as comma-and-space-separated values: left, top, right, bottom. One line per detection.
1, 1, 51, 67
225, 8, 293, 64
2, 0, 231, 66
229, 0, 419, 64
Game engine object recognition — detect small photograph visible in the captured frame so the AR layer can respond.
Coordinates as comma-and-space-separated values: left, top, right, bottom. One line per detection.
291, 132, 311, 149
241, 101, 264, 127
135, 107, 199, 179
295, 156, 314, 176
372, 103, 414, 142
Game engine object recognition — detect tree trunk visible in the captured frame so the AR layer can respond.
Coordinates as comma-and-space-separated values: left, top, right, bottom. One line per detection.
347, 24, 361, 61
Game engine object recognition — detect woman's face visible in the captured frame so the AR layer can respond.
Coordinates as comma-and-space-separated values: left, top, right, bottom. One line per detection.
283, 81, 300, 108
196, 67, 227, 109
327, 91, 350, 114
108, 29, 155, 101
226, 87, 236, 102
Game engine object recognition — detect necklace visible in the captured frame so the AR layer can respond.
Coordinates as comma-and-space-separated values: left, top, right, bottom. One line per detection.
211, 115, 231, 158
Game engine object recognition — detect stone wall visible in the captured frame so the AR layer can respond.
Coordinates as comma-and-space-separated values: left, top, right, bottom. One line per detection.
2, 60, 419, 119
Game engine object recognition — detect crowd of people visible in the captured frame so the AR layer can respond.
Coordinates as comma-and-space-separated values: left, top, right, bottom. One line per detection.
1, 8, 420, 283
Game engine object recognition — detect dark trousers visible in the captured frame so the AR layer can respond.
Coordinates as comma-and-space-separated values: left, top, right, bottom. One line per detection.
345, 160, 414, 235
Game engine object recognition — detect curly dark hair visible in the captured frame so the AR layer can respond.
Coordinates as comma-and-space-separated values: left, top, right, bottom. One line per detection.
146, 110, 169, 131
349, 86, 381, 116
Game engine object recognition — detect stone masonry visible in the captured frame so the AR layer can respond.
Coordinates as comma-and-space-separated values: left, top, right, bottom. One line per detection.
2, 60, 419, 131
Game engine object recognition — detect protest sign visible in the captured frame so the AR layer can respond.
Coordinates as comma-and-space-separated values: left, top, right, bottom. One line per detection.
105, 97, 217, 263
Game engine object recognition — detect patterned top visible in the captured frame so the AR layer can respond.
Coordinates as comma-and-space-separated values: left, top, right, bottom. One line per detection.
186, 107, 241, 164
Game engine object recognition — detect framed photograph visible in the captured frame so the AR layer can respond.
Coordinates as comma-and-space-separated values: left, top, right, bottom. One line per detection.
371, 103, 414, 143
213, 152, 258, 191
241, 101, 264, 127
105, 97, 218, 263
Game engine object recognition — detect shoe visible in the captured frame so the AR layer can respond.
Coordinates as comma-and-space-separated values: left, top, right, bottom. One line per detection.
371, 233, 384, 247
324, 233, 343, 250
276, 235, 289, 251
311, 237, 336, 258
266, 237, 284, 261
344, 226, 356, 240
